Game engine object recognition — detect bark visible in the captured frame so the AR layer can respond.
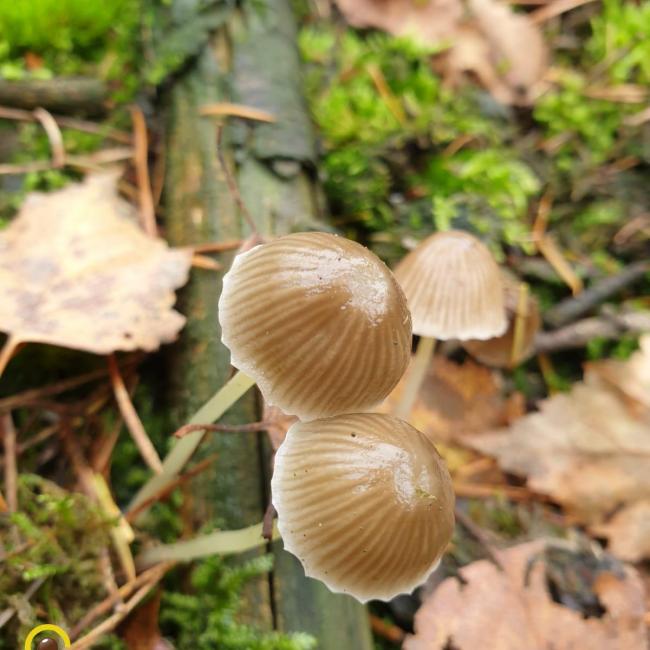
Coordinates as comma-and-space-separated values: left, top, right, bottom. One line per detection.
163, 0, 373, 645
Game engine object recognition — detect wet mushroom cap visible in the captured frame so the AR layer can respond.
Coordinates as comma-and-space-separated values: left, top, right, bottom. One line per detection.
219, 232, 412, 420
271, 413, 455, 602
394, 230, 507, 340
463, 274, 540, 368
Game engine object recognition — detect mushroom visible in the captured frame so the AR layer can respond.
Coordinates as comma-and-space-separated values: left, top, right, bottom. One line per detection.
463, 274, 540, 368
219, 232, 412, 420
271, 412, 455, 602
393, 230, 507, 417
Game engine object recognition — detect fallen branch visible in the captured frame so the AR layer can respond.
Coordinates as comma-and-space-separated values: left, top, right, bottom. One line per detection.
544, 261, 649, 327
0, 413, 18, 513
535, 311, 650, 353
0, 77, 108, 114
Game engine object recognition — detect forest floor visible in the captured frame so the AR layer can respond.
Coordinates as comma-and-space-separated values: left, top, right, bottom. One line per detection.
1, 0, 649, 648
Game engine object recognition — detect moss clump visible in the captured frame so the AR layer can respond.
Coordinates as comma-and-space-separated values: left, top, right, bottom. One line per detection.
0, 475, 116, 648
161, 555, 316, 650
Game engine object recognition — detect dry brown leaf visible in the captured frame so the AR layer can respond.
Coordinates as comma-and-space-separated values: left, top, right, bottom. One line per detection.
380, 356, 524, 443
468, 0, 548, 104
465, 336, 650, 559
0, 174, 191, 361
405, 541, 648, 650
334, 0, 548, 105
333, 0, 463, 44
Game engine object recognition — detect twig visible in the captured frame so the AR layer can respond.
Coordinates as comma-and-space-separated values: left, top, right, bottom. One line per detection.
0, 146, 133, 175
0, 577, 46, 630
125, 453, 219, 523
191, 253, 222, 271
0, 106, 132, 143
70, 570, 167, 649
188, 239, 246, 254
33, 107, 66, 168
262, 502, 277, 541
530, 0, 598, 24
0, 335, 20, 378
70, 562, 174, 639
534, 311, 650, 353
453, 482, 542, 502
90, 417, 123, 475
215, 124, 257, 234
454, 506, 504, 571
1, 414, 18, 513
367, 63, 407, 125
200, 102, 276, 122
130, 106, 157, 237
369, 615, 406, 644
98, 547, 122, 612
107, 355, 163, 474
544, 261, 649, 327
174, 420, 270, 439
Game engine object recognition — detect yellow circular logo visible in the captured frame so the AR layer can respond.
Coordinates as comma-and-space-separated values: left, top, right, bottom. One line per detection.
24, 624, 71, 649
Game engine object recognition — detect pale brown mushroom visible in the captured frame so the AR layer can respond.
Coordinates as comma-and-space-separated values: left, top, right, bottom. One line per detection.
393, 230, 507, 417
271, 413, 455, 602
219, 232, 412, 420
463, 274, 540, 368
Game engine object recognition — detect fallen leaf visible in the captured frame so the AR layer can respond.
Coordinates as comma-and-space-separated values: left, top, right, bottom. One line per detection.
333, 0, 463, 44
468, 0, 548, 104
0, 174, 191, 361
334, 0, 548, 104
380, 356, 524, 443
465, 337, 650, 559
405, 541, 647, 650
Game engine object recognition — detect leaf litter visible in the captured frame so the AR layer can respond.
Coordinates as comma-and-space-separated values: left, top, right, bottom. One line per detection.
0, 173, 191, 371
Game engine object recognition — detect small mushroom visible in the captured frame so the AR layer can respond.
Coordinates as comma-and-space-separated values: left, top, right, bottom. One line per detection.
393, 230, 507, 417
271, 412, 455, 602
219, 232, 412, 420
463, 273, 540, 368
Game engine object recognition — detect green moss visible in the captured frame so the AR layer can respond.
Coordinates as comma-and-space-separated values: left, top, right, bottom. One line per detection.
0, 475, 117, 648
160, 556, 316, 650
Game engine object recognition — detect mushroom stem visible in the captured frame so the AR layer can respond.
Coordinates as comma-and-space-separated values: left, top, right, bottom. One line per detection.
395, 336, 437, 419
127, 369, 256, 518
510, 282, 529, 366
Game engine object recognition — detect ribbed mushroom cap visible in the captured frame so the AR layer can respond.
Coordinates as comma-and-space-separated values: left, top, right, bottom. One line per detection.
219, 232, 412, 420
463, 275, 540, 368
271, 413, 455, 602
394, 230, 507, 340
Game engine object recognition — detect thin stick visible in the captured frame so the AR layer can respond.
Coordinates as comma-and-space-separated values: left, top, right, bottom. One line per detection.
200, 102, 276, 122
531, 0, 599, 24
0, 336, 20, 378
0, 106, 132, 143
70, 562, 174, 639
174, 420, 270, 439
125, 453, 219, 523
454, 506, 504, 571
1, 414, 18, 512
0, 490, 7, 512
0, 358, 139, 412
130, 106, 157, 237
215, 124, 257, 234
33, 107, 65, 168
395, 336, 436, 419
127, 370, 256, 517
70, 572, 166, 649
369, 615, 406, 644
107, 355, 163, 474
189, 239, 245, 254
453, 482, 542, 502
191, 253, 222, 271
98, 547, 122, 611
367, 63, 407, 125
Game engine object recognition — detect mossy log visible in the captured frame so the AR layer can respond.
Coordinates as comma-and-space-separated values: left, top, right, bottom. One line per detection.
162, 0, 373, 646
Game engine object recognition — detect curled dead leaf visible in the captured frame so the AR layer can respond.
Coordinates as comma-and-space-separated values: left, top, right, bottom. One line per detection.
0, 174, 191, 366
465, 336, 650, 560
405, 541, 647, 650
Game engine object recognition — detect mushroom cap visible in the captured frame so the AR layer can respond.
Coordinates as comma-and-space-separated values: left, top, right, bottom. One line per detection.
394, 230, 507, 340
219, 232, 412, 420
463, 274, 540, 368
271, 413, 455, 602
